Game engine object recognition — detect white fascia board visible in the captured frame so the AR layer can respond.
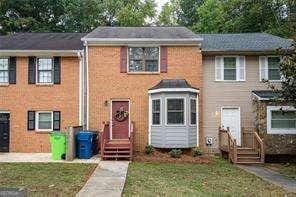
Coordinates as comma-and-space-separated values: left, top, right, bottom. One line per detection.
148, 88, 199, 94
81, 38, 202, 46
0, 50, 82, 57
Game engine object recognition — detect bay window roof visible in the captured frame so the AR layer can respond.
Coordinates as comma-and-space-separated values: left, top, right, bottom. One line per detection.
148, 79, 198, 93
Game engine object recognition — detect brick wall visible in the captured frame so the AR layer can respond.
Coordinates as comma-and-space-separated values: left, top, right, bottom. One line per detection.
88, 46, 203, 152
0, 57, 79, 152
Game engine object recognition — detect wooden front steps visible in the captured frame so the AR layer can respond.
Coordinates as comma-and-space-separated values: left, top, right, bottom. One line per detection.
102, 139, 131, 160
237, 148, 261, 163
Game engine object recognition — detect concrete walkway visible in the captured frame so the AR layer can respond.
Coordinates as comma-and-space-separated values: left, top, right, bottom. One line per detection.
0, 153, 100, 163
77, 161, 129, 197
238, 164, 296, 193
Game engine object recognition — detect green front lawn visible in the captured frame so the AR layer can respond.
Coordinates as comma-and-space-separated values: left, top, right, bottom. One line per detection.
0, 163, 96, 196
123, 158, 291, 196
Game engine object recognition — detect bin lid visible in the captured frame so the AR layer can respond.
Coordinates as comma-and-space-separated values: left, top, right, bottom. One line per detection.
77, 131, 93, 141
50, 131, 66, 136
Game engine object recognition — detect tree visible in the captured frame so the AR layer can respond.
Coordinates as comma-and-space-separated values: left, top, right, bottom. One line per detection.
193, 0, 226, 33
157, 1, 179, 25
278, 40, 296, 107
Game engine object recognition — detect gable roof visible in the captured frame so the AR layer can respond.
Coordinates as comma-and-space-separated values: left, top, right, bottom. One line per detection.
198, 33, 293, 53
0, 33, 86, 51
82, 26, 202, 45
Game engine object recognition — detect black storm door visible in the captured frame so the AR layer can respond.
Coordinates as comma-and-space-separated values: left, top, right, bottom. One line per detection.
0, 113, 10, 152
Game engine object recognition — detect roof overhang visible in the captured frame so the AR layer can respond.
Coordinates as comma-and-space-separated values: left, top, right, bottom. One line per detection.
252, 90, 280, 101
0, 50, 83, 57
148, 88, 199, 94
82, 38, 202, 46
201, 50, 279, 55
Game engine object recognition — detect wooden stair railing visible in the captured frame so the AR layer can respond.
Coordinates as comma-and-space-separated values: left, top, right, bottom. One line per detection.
219, 127, 265, 164
100, 121, 110, 159
129, 122, 135, 159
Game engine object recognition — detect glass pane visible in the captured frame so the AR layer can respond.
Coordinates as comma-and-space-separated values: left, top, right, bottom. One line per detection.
272, 111, 296, 119
145, 47, 159, 60
268, 57, 280, 69
224, 57, 236, 69
0, 71, 8, 83
167, 112, 184, 124
271, 120, 295, 129
38, 71, 52, 83
39, 121, 52, 130
39, 113, 52, 121
129, 48, 143, 60
0, 59, 8, 70
146, 60, 158, 72
191, 113, 196, 125
152, 113, 160, 125
152, 100, 160, 112
167, 99, 184, 111
38, 58, 52, 70
191, 99, 196, 125
129, 60, 144, 72
268, 69, 281, 80
224, 69, 236, 80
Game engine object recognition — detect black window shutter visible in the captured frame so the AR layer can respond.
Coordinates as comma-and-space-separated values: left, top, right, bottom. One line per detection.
53, 57, 61, 84
9, 57, 16, 84
28, 57, 36, 84
27, 111, 35, 130
53, 111, 61, 131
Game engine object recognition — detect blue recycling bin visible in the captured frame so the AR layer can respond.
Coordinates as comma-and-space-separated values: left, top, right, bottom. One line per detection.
76, 131, 94, 159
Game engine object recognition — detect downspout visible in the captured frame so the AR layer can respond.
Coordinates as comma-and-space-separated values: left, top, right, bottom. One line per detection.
84, 41, 89, 130
77, 50, 83, 126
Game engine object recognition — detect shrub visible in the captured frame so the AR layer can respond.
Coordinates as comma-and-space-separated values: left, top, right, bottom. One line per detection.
144, 145, 154, 155
169, 149, 182, 158
191, 147, 203, 157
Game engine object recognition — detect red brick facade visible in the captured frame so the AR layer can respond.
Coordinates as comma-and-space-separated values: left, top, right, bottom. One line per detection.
0, 57, 79, 152
88, 46, 203, 152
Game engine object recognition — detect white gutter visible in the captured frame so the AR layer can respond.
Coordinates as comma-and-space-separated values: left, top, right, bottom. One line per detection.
77, 51, 84, 126
0, 50, 81, 57
81, 38, 203, 42
84, 41, 89, 130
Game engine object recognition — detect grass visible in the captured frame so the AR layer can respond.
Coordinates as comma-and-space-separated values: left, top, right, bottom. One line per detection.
265, 163, 296, 180
0, 163, 96, 196
123, 158, 291, 197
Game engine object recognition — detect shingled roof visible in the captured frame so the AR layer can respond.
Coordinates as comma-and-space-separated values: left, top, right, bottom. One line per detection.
0, 33, 86, 51
252, 90, 280, 100
198, 33, 293, 53
149, 79, 198, 90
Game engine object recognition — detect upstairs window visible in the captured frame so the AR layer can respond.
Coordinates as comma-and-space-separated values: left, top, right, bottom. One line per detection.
167, 98, 185, 125
0, 58, 9, 83
215, 56, 245, 81
260, 56, 281, 81
37, 58, 53, 83
152, 99, 161, 125
128, 47, 159, 72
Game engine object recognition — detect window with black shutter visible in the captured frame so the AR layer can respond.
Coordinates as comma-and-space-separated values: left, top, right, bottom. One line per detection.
53, 111, 61, 131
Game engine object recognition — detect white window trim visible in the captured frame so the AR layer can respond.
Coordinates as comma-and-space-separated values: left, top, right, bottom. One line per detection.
259, 56, 282, 82
165, 97, 186, 126
127, 46, 161, 74
36, 57, 54, 85
267, 106, 296, 134
0, 57, 9, 84
189, 98, 197, 126
151, 98, 161, 126
36, 111, 53, 131
215, 56, 245, 82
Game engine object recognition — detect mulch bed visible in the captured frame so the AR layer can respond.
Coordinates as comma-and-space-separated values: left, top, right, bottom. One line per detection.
133, 150, 212, 164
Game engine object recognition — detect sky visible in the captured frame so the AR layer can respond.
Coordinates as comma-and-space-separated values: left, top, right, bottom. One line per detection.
155, 0, 169, 13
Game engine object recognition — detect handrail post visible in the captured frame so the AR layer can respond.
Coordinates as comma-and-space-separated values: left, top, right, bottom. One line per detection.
233, 139, 237, 163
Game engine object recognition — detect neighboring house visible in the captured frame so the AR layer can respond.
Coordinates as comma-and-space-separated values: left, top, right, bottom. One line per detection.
0, 33, 85, 152
199, 33, 295, 160
0, 27, 294, 162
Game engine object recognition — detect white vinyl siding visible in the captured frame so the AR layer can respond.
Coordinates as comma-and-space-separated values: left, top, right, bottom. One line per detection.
259, 56, 281, 81
0, 58, 9, 83
267, 106, 296, 134
215, 56, 245, 81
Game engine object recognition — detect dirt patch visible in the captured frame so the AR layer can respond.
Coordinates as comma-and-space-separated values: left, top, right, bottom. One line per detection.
133, 150, 212, 164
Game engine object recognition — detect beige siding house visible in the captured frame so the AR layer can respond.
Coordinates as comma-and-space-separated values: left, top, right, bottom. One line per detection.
199, 33, 295, 159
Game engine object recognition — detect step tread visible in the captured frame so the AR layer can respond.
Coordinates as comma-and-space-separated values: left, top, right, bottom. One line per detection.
238, 156, 260, 159
237, 147, 254, 150
236, 162, 263, 164
105, 146, 130, 149
103, 155, 131, 158
104, 151, 130, 154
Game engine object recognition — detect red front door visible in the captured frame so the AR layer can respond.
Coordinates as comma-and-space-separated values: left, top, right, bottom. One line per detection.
111, 100, 129, 139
